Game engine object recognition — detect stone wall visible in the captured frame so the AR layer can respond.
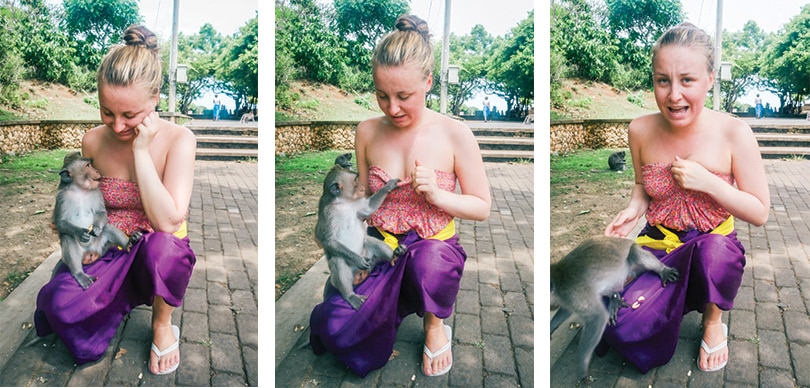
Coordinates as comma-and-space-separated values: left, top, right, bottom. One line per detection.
550, 119, 631, 153
0, 120, 100, 155
275, 121, 358, 155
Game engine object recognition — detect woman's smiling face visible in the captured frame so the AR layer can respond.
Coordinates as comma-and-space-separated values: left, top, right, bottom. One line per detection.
98, 83, 157, 142
372, 65, 432, 128
653, 44, 714, 128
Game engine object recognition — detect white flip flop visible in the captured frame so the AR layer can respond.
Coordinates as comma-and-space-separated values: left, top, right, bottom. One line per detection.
151, 325, 180, 375
423, 325, 453, 377
698, 323, 728, 372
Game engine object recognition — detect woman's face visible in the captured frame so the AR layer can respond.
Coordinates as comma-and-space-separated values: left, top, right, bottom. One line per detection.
98, 83, 158, 142
372, 65, 432, 128
653, 45, 714, 128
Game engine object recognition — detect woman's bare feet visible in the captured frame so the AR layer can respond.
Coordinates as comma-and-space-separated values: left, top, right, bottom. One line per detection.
82, 251, 100, 265
422, 313, 452, 376
352, 269, 369, 285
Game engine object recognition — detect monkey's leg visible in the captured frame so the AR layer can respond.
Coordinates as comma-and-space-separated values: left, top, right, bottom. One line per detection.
550, 307, 572, 335
60, 235, 95, 289
576, 306, 610, 381
328, 257, 367, 310
628, 246, 680, 286
363, 236, 398, 262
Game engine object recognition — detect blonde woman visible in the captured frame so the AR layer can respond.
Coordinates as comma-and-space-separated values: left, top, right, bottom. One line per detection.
35, 25, 197, 376
309, 15, 491, 378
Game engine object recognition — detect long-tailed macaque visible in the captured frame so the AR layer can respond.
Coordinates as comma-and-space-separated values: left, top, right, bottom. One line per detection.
315, 153, 406, 310
53, 152, 142, 289
550, 236, 679, 380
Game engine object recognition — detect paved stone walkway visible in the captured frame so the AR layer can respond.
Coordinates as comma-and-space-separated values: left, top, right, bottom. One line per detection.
0, 160, 258, 386
550, 159, 810, 387
275, 162, 534, 387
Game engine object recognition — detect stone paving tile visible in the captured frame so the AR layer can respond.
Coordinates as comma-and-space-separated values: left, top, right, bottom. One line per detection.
275, 162, 534, 387
0, 161, 258, 387
549, 159, 810, 386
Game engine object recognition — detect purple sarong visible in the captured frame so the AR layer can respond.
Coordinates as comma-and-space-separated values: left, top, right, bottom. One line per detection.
596, 223, 746, 373
34, 232, 196, 365
309, 229, 467, 377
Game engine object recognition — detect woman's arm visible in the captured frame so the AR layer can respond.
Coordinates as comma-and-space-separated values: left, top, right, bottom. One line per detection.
605, 120, 650, 237
133, 112, 197, 233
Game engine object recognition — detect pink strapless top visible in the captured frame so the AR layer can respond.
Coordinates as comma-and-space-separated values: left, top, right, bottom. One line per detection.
98, 176, 154, 235
643, 162, 733, 232
367, 165, 456, 238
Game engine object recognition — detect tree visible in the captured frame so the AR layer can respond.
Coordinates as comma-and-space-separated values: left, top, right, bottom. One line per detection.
61, 0, 142, 71
216, 15, 258, 115
486, 10, 534, 118
551, 0, 620, 84
720, 21, 767, 112
432, 25, 494, 115
172, 24, 224, 115
275, 0, 346, 85
13, 0, 79, 86
760, 4, 810, 113
331, 0, 408, 72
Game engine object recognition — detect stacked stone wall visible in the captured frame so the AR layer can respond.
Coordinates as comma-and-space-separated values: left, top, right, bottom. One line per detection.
0, 120, 99, 156
550, 119, 631, 153
275, 121, 358, 154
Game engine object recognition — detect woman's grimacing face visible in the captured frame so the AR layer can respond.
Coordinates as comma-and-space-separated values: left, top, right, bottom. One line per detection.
652, 44, 714, 128
98, 83, 158, 142
372, 65, 432, 128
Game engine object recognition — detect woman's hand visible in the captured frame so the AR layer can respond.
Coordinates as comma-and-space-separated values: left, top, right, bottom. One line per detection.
605, 207, 641, 238
411, 159, 442, 204
670, 156, 715, 193
133, 112, 160, 152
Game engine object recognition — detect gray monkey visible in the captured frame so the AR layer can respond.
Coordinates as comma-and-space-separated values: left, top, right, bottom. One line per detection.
315, 153, 407, 310
550, 236, 679, 381
53, 152, 142, 289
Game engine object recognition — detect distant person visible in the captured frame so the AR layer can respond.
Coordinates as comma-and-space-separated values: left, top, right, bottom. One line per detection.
755, 94, 763, 119
483, 96, 491, 122
213, 94, 222, 121
604, 22, 769, 374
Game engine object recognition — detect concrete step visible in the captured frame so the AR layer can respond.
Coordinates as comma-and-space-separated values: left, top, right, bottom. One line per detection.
471, 127, 534, 138
481, 149, 534, 163
477, 136, 534, 151
196, 147, 258, 161
189, 125, 258, 137
760, 146, 810, 159
756, 133, 810, 148
196, 135, 258, 149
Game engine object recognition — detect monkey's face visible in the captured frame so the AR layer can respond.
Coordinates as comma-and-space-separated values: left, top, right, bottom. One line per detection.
338, 171, 365, 200
98, 83, 159, 142
63, 160, 101, 191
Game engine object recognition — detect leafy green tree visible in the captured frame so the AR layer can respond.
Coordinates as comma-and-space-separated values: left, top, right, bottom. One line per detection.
15, 0, 79, 86
216, 15, 258, 114
486, 10, 533, 117
551, 0, 620, 84
0, 6, 24, 106
61, 0, 142, 71
760, 4, 810, 113
275, 0, 346, 85
332, 0, 408, 78
172, 24, 224, 115
432, 25, 494, 115
720, 21, 767, 112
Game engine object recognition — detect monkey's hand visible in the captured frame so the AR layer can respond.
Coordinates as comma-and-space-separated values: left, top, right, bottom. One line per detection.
380, 178, 401, 193
127, 229, 144, 250
607, 292, 629, 326
391, 244, 408, 266
80, 226, 95, 243
659, 266, 680, 287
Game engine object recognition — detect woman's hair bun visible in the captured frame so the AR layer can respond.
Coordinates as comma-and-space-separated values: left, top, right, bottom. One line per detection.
122, 25, 159, 53
395, 15, 430, 42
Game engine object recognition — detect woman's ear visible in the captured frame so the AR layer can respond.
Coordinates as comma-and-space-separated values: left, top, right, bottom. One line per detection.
425, 73, 433, 91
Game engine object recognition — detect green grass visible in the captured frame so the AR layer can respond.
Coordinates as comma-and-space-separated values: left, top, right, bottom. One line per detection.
550, 148, 635, 190
0, 149, 73, 186
275, 149, 351, 192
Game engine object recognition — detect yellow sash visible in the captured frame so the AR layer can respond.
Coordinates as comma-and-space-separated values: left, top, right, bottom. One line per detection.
173, 220, 188, 239
635, 216, 734, 254
376, 220, 456, 250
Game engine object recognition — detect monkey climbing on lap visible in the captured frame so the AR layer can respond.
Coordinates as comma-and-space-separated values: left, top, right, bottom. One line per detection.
315, 153, 407, 310
550, 236, 679, 381
53, 152, 142, 289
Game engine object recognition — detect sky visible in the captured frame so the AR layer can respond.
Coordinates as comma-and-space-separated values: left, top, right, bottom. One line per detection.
678, 0, 810, 107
